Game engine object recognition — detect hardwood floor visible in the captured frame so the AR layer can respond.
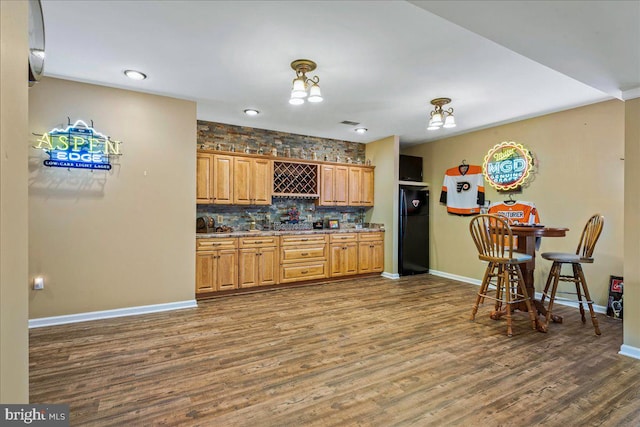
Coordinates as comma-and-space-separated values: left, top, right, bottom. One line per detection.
30, 275, 640, 426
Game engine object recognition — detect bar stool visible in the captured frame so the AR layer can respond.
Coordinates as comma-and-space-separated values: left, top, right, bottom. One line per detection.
469, 214, 538, 337
540, 214, 604, 335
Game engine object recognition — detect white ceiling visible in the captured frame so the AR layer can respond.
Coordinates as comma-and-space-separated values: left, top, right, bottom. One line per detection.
40, 0, 639, 147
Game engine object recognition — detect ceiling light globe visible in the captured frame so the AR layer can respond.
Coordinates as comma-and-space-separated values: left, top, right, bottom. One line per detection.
291, 78, 307, 98
430, 112, 443, 127
289, 97, 304, 105
308, 84, 323, 103
443, 114, 456, 128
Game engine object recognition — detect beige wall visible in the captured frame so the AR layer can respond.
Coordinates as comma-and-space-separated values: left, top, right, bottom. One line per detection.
403, 100, 625, 307
28, 78, 196, 318
0, 0, 29, 403
366, 136, 399, 274
624, 97, 640, 349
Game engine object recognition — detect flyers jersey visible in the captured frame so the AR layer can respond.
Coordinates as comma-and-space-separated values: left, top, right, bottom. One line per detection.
439, 165, 485, 215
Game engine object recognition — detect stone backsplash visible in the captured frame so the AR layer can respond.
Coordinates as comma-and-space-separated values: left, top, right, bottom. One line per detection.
197, 120, 366, 163
198, 199, 366, 232
196, 120, 372, 231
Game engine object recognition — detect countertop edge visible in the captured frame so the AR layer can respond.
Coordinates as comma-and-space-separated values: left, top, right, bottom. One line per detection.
196, 228, 385, 238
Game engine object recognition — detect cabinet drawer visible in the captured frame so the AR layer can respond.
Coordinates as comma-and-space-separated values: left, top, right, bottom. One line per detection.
280, 234, 328, 246
196, 238, 238, 251
281, 245, 327, 263
329, 233, 357, 243
358, 232, 384, 242
239, 236, 278, 248
280, 262, 327, 283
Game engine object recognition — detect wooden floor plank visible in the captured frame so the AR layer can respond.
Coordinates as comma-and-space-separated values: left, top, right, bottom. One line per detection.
29, 275, 640, 426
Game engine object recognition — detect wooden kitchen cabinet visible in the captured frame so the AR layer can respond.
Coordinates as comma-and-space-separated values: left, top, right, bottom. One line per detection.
196, 238, 238, 294
329, 233, 358, 277
348, 166, 375, 206
280, 234, 328, 283
212, 154, 234, 204
358, 232, 384, 273
238, 236, 278, 288
196, 152, 233, 205
196, 153, 214, 204
233, 157, 272, 205
319, 164, 348, 206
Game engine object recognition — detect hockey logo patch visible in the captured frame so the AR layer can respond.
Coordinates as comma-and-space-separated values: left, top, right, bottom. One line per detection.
412, 200, 420, 208
456, 181, 471, 193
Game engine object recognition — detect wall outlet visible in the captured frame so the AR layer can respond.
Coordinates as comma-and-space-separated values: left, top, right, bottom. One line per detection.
342, 213, 348, 222
307, 214, 313, 222
217, 215, 223, 224
33, 277, 44, 290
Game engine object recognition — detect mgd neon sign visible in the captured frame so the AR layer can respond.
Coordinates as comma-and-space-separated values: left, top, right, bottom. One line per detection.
482, 141, 533, 190
33, 120, 122, 170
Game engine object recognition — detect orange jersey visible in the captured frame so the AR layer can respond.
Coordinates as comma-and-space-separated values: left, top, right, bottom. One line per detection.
488, 201, 540, 225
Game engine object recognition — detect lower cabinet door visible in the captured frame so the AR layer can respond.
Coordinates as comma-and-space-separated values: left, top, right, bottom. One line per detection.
217, 249, 238, 291
238, 248, 259, 288
196, 253, 215, 293
259, 246, 278, 286
330, 243, 358, 277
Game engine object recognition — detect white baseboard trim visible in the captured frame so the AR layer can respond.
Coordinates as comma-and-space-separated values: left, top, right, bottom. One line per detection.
619, 344, 640, 360
29, 300, 198, 329
428, 269, 482, 286
428, 269, 607, 313
381, 272, 400, 279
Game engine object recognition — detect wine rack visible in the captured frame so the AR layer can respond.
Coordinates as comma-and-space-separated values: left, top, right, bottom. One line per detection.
273, 161, 319, 198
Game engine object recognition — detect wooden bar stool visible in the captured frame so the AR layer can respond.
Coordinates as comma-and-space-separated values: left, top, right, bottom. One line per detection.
469, 214, 538, 337
540, 214, 604, 335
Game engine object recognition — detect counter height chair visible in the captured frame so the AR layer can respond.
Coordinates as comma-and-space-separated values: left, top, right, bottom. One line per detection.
469, 214, 538, 337
540, 214, 604, 335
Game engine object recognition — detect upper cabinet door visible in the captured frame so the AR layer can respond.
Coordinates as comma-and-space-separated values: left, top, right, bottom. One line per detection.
361, 167, 374, 206
196, 153, 213, 204
213, 154, 234, 204
348, 167, 362, 205
233, 157, 252, 205
319, 164, 335, 206
334, 165, 349, 206
252, 158, 273, 205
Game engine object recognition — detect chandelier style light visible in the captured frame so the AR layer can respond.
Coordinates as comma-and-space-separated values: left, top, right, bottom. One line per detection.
289, 59, 323, 105
427, 98, 456, 130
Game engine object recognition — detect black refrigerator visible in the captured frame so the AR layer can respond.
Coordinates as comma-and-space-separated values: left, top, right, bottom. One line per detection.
399, 186, 429, 275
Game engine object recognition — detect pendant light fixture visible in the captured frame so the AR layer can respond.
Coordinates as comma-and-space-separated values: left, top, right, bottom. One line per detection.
427, 98, 456, 130
289, 59, 323, 105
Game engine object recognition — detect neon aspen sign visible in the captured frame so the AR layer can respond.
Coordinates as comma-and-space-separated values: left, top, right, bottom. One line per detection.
33, 120, 122, 170
482, 141, 533, 190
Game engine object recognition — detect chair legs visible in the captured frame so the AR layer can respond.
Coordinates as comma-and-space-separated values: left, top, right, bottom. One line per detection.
541, 262, 601, 335
471, 262, 537, 337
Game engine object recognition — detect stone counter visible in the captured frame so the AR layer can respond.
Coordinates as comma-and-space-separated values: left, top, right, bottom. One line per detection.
196, 226, 385, 239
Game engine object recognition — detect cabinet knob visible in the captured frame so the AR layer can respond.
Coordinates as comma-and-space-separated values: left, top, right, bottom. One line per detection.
301, 253, 309, 256
301, 270, 308, 274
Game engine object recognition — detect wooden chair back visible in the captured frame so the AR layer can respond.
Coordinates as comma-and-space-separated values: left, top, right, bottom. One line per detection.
576, 214, 604, 260
469, 214, 515, 263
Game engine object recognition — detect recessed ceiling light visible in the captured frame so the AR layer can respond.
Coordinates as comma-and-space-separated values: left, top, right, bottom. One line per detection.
124, 70, 147, 80
354, 128, 368, 134
244, 109, 260, 116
